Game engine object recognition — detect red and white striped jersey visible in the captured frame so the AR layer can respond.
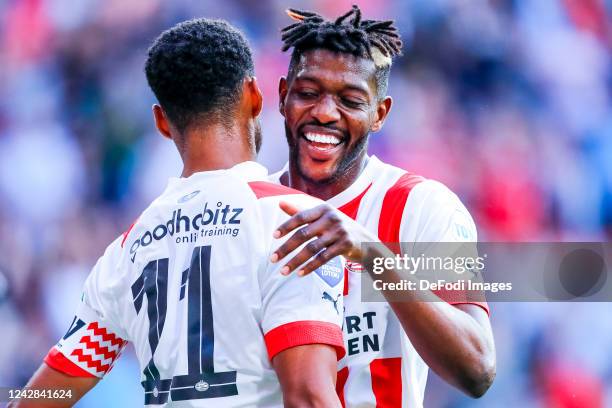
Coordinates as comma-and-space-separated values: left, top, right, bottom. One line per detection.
270, 156, 489, 408
45, 161, 345, 407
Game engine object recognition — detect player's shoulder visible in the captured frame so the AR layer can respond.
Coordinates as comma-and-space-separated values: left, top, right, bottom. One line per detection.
268, 167, 285, 184
102, 234, 126, 261
372, 158, 459, 206
373, 163, 477, 242
82, 234, 127, 296
407, 178, 476, 237
410, 179, 463, 207
402, 178, 472, 231
370, 158, 426, 195
247, 180, 304, 199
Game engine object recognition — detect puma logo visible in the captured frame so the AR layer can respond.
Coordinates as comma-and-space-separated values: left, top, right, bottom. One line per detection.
322, 292, 341, 314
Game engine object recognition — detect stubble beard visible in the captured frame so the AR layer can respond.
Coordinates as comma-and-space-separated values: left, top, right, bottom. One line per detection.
284, 122, 369, 186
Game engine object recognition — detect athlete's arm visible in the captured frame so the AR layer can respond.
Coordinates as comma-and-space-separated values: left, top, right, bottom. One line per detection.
257, 194, 345, 408
272, 344, 341, 408
8, 363, 98, 407
271, 201, 496, 398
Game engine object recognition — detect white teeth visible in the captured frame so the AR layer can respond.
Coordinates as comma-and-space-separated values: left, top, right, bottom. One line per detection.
304, 132, 341, 145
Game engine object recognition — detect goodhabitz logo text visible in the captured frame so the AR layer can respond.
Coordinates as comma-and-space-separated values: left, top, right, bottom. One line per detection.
129, 201, 243, 262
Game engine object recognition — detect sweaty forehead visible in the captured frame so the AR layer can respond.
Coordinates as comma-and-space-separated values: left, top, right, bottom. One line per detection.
291, 49, 377, 93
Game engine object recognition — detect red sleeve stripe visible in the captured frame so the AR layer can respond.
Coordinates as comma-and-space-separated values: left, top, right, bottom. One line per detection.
264, 320, 345, 361
44, 347, 96, 378
377, 172, 425, 248
248, 181, 306, 199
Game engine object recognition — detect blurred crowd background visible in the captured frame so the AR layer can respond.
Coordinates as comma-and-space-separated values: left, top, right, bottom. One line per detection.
1, 0, 611, 406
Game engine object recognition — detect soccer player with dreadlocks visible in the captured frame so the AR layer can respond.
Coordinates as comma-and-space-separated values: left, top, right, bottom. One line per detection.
270, 5, 496, 407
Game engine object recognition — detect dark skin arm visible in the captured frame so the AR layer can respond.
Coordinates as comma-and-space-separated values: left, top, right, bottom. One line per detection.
272, 344, 341, 408
271, 202, 496, 398
8, 363, 98, 407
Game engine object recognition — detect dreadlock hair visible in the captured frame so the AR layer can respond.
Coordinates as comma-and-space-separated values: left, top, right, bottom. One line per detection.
281, 5, 402, 98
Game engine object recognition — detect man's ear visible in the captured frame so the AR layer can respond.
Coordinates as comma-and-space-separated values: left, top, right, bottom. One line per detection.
246, 76, 263, 117
371, 96, 392, 132
153, 104, 172, 139
278, 76, 288, 117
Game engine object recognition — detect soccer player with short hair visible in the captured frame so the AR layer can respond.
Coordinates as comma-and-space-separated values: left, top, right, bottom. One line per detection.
269, 6, 496, 407
12, 18, 345, 408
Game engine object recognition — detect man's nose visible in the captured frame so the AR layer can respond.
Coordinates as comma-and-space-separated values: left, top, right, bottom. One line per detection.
310, 95, 341, 124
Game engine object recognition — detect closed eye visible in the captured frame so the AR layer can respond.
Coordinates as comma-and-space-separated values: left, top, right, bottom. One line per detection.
296, 90, 318, 99
298, 92, 317, 99
341, 97, 365, 108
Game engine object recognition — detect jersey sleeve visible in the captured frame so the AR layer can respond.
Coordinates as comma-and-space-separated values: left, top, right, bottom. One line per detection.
400, 180, 489, 315
254, 191, 345, 362
44, 237, 129, 378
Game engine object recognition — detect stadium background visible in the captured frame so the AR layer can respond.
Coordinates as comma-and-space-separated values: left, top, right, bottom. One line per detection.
0, 0, 611, 406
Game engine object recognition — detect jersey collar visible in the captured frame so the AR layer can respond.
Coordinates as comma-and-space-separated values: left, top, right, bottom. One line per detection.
167, 161, 268, 188
228, 161, 269, 181
326, 155, 380, 208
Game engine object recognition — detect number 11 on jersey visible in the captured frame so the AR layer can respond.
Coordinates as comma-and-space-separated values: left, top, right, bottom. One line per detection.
131, 245, 238, 404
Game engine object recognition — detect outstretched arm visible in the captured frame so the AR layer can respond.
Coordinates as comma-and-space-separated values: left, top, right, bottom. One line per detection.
8, 363, 98, 408
271, 202, 496, 398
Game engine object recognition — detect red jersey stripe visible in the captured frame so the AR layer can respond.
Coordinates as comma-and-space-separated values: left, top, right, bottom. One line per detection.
370, 357, 403, 408
338, 183, 372, 296
336, 366, 349, 407
374, 175, 417, 406
342, 269, 349, 297
339, 183, 372, 220
378, 173, 425, 249
248, 181, 306, 199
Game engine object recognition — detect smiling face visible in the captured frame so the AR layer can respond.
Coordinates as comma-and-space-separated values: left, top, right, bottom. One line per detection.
279, 49, 392, 186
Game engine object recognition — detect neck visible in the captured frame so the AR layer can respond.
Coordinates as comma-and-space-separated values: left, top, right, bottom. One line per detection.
282, 154, 369, 201
179, 121, 255, 178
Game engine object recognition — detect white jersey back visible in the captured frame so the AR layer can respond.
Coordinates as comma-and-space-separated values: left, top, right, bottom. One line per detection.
45, 161, 345, 407
271, 156, 488, 408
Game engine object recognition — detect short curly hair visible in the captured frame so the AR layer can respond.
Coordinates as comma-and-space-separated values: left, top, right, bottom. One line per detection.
145, 18, 254, 132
